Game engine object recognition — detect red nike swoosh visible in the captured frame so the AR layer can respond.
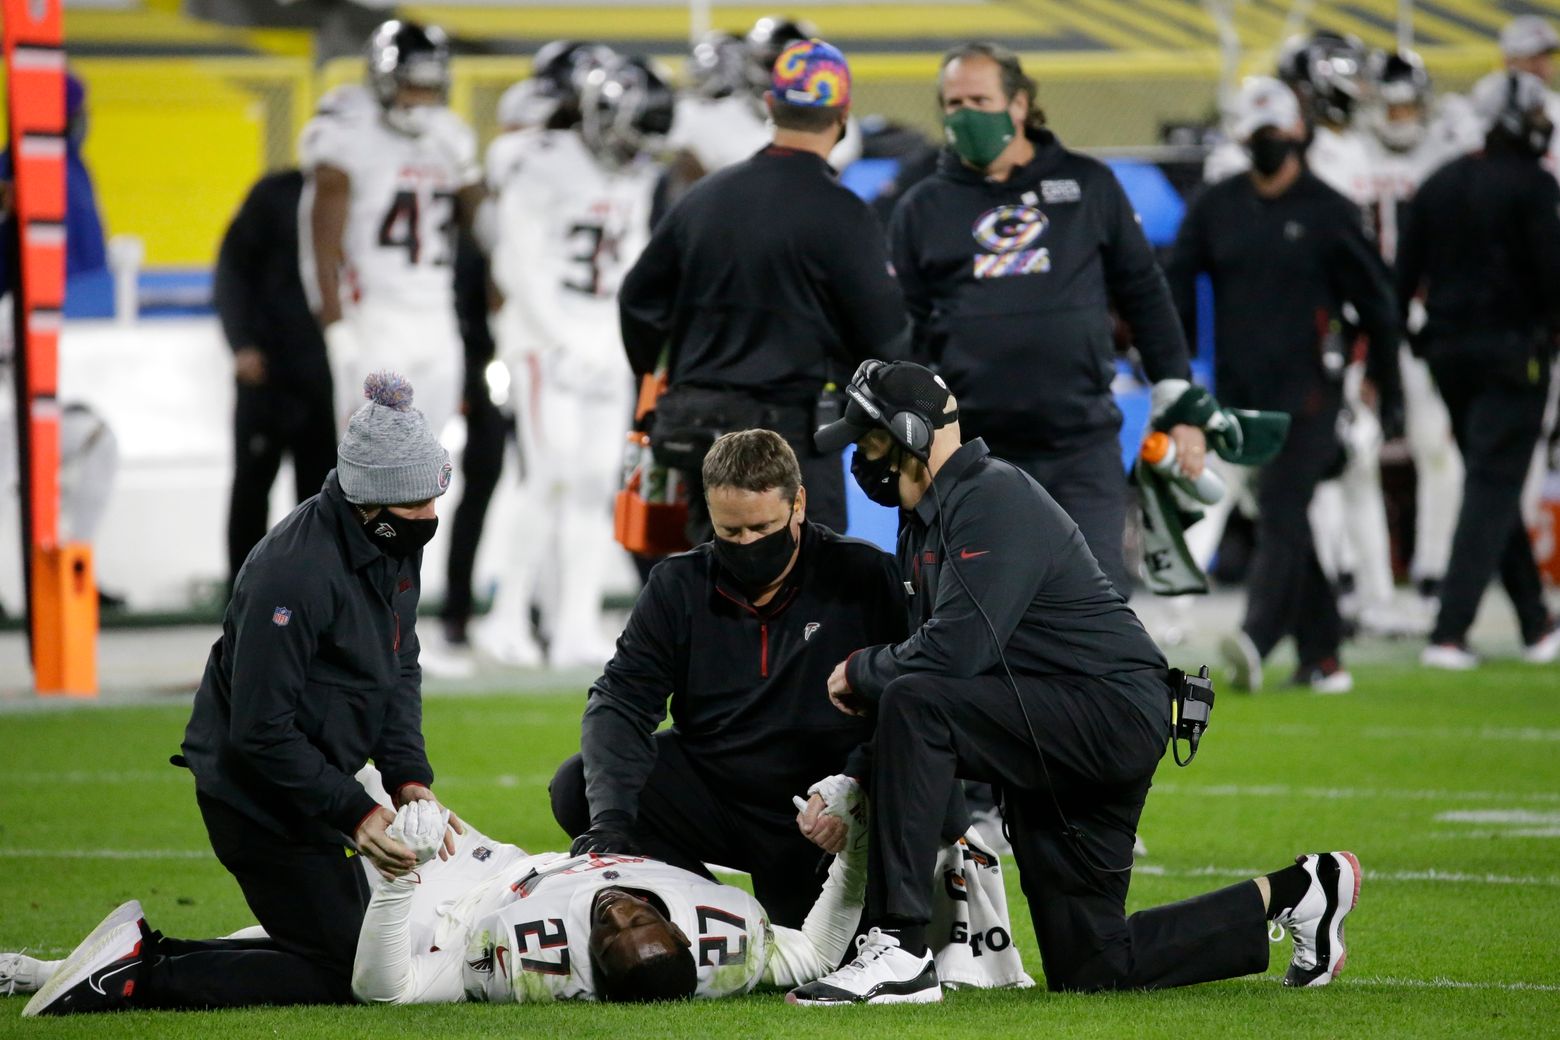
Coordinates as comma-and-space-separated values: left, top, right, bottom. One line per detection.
959, 549, 990, 560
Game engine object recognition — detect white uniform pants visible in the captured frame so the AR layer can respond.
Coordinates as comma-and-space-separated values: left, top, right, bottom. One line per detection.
486, 332, 634, 667
331, 304, 462, 441
1401, 347, 1462, 583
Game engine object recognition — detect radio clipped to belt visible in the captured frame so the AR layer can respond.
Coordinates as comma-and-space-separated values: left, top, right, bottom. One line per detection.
1167, 665, 1215, 767
614, 363, 692, 557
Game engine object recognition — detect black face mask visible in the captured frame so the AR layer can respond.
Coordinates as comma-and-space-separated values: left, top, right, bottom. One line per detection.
712, 512, 797, 592
851, 447, 904, 508
1247, 133, 1298, 177
361, 511, 439, 559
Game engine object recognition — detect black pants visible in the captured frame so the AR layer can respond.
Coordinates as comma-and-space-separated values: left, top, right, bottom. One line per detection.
443, 393, 511, 634
867, 671, 1269, 992
1000, 434, 1131, 598
1242, 411, 1344, 668
227, 383, 336, 586
137, 794, 369, 1008
1430, 350, 1551, 645
550, 735, 829, 928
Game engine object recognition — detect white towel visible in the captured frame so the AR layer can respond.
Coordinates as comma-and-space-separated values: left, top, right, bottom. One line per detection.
930, 830, 1034, 989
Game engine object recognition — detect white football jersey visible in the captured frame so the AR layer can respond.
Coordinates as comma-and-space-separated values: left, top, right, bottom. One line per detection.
459, 853, 773, 1003
1362, 112, 1464, 263
486, 128, 656, 360
667, 93, 861, 173
300, 87, 480, 311
1307, 124, 1375, 207
668, 94, 771, 173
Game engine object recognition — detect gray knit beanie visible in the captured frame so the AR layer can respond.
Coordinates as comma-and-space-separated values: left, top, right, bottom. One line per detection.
337, 372, 452, 505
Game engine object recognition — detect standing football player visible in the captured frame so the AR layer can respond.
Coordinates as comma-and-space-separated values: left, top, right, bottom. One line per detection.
476, 54, 672, 669
301, 20, 484, 439
1361, 49, 1466, 617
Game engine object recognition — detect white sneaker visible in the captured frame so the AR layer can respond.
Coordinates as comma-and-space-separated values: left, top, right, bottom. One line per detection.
547, 636, 618, 671
1421, 643, 1478, 670
787, 928, 941, 1006
417, 631, 477, 680
0, 951, 59, 995
1357, 604, 1430, 639
1219, 631, 1263, 693
1523, 626, 1560, 664
1294, 663, 1354, 695
470, 616, 544, 669
1271, 851, 1361, 988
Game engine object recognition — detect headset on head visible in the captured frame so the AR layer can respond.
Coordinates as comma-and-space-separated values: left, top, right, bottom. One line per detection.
843, 360, 935, 461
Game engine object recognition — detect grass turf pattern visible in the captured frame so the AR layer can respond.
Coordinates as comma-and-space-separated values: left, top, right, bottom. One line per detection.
2, 661, 1557, 1037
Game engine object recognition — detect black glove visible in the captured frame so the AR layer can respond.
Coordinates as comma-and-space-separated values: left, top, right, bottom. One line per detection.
570, 813, 640, 857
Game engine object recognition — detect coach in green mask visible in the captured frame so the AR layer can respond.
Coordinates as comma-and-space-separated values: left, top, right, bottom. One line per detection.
891, 42, 1203, 601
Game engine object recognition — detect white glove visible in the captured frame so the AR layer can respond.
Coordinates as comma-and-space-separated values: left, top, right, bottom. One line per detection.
794, 774, 867, 859
387, 800, 451, 866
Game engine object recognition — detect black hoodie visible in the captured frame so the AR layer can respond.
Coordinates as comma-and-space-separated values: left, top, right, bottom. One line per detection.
888, 129, 1190, 453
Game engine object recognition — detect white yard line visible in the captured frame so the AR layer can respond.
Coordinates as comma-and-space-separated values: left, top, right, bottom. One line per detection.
1230, 723, 1560, 743
13, 770, 557, 787
1152, 782, 1560, 804
1133, 864, 1560, 887
5, 850, 1559, 889
1310, 975, 1560, 993
1434, 810, 1560, 825
17, 771, 1557, 807
3, 849, 209, 860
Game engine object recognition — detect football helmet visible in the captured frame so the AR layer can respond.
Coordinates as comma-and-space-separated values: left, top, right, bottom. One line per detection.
579, 55, 676, 168
1278, 30, 1368, 127
745, 16, 817, 92
687, 31, 750, 99
365, 20, 451, 114
1363, 49, 1432, 151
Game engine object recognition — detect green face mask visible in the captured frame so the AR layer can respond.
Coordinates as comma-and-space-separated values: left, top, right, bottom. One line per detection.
944, 107, 1016, 168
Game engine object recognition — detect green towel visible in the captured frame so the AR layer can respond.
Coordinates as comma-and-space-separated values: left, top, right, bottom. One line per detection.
1135, 381, 1292, 596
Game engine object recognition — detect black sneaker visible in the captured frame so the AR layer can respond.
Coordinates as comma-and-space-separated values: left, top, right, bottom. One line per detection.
22, 913, 147, 1017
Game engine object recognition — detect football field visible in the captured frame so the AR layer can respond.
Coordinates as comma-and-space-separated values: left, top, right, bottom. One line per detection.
3, 661, 1558, 1038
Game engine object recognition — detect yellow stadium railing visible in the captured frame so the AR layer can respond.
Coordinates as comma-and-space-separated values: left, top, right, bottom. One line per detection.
18, 43, 1505, 268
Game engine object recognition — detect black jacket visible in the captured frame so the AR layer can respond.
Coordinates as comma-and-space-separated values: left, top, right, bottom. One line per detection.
580, 522, 906, 825
182, 472, 432, 845
889, 130, 1190, 453
1397, 144, 1560, 356
846, 439, 1169, 725
619, 146, 909, 405
214, 169, 331, 396
1167, 169, 1401, 417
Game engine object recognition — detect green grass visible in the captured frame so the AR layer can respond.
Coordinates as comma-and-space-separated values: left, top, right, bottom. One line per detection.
3, 662, 1559, 1038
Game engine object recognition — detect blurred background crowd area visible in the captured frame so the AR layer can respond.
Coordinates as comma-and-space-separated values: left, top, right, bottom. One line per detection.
5, 0, 1557, 621
6, 0, 1532, 271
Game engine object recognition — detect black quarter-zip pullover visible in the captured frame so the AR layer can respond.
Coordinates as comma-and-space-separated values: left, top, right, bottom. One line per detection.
579, 522, 906, 824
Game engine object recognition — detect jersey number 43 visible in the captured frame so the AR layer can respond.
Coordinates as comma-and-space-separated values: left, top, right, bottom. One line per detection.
378, 189, 458, 266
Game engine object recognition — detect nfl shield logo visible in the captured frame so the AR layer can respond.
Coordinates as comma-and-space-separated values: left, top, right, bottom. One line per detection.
272, 607, 292, 627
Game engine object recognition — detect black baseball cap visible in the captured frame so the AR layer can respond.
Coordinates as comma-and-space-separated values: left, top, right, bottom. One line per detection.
814, 360, 956, 453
